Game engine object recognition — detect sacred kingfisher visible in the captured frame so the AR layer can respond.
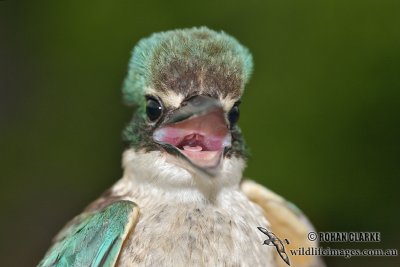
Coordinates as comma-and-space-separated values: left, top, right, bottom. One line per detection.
38, 27, 323, 267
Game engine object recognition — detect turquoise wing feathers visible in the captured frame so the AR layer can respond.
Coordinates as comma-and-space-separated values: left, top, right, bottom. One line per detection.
38, 200, 140, 267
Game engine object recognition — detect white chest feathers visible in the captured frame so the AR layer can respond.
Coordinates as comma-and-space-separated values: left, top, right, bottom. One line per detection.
116, 189, 276, 267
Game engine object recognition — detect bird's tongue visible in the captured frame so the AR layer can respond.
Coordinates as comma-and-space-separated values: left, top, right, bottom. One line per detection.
153, 108, 231, 168
183, 145, 202, 152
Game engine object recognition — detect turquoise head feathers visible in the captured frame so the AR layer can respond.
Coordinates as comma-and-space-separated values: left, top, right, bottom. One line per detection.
122, 27, 253, 107
122, 27, 252, 162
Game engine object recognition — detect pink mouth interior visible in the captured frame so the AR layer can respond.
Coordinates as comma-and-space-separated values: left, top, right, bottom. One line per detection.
153, 108, 231, 168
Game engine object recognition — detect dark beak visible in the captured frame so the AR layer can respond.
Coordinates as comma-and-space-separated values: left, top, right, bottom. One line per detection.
153, 95, 231, 176
163, 95, 223, 124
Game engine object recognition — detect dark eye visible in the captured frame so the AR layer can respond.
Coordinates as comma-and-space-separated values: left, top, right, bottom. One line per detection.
228, 105, 240, 125
146, 98, 163, 121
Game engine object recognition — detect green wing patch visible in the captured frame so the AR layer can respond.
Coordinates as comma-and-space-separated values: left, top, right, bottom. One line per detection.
38, 200, 139, 267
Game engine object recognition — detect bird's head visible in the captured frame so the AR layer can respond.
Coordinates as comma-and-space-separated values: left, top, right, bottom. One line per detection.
121, 27, 253, 194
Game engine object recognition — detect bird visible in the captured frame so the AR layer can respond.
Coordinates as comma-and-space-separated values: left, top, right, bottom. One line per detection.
38, 27, 324, 267
257, 226, 291, 266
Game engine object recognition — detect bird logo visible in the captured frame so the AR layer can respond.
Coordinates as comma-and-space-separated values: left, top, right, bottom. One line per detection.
258, 226, 291, 266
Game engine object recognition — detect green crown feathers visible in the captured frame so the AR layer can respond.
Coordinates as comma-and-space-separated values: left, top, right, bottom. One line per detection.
122, 27, 253, 106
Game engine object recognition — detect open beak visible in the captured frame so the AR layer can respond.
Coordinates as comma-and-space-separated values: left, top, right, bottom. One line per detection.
153, 95, 231, 173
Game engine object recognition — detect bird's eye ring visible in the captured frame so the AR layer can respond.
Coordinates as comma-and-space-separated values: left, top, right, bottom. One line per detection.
146, 97, 163, 122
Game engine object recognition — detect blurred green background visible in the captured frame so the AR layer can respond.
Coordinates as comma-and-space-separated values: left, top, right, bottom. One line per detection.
1, 0, 399, 266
